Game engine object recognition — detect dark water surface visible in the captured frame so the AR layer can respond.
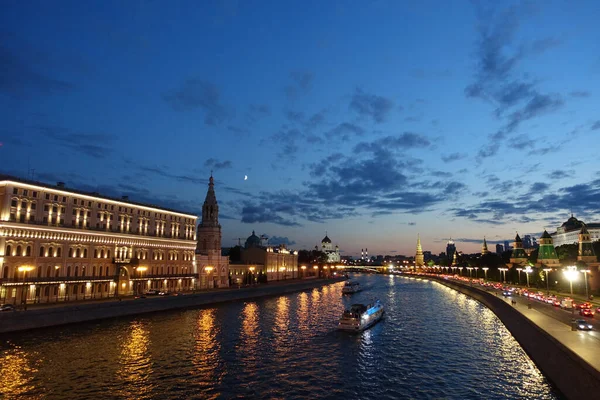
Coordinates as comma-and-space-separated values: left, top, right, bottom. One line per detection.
0, 275, 560, 399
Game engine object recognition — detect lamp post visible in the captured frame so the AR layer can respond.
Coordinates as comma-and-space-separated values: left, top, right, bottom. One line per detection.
542, 268, 551, 295
524, 267, 532, 288
17, 266, 34, 309
498, 267, 507, 283
205, 266, 214, 289
516, 268, 523, 286
136, 266, 147, 295
482, 267, 489, 281
474, 267, 480, 279
581, 269, 590, 299
300, 265, 306, 279
249, 266, 255, 285
563, 266, 577, 296
466, 267, 473, 285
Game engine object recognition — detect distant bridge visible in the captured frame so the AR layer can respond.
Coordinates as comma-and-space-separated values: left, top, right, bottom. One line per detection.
341, 265, 387, 274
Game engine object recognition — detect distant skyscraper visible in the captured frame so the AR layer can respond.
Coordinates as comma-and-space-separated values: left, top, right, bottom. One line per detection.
504, 240, 511, 252
496, 244, 504, 254
446, 238, 456, 265
481, 237, 489, 255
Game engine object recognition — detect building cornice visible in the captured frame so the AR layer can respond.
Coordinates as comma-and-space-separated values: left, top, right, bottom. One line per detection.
0, 222, 196, 250
0, 179, 197, 219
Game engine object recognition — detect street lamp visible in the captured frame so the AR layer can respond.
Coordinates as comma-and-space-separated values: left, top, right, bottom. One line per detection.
563, 266, 577, 296
17, 266, 34, 308
474, 267, 480, 279
466, 267, 473, 284
543, 268, 551, 295
136, 266, 147, 295
581, 269, 591, 300
516, 268, 523, 285
482, 267, 489, 281
524, 267, 532, 288
498, 267, 507, 283
249, 266, 255, 285
205, 266, 214, 289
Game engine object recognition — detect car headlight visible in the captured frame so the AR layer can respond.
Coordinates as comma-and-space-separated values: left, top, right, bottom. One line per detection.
579, 325, 585, 329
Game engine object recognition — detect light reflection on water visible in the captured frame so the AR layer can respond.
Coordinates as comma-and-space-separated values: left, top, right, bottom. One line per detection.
0, 275, 560, 399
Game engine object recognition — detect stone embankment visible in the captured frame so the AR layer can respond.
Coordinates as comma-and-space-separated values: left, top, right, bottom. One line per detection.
425, 275, 600, 400
0, 278, 342, 334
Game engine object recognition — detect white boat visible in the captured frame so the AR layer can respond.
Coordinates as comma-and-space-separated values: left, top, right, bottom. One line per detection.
338, 300, 384, 331
342, 280, 361, 294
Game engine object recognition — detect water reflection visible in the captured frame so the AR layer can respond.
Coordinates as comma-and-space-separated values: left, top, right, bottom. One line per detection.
192, 308, 223, 399
239, 302, 260, 365
0, 345, 38, 399
296, 292, 309, 333
117, 321, 152, 399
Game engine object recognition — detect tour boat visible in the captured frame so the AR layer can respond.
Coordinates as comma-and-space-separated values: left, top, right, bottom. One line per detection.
338, 300, 384, 331
342, 280, 361, 294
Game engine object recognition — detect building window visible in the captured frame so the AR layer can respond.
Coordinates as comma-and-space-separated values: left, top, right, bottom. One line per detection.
39, 246, 45, 257
13, 188, 18, 195
11, 199, 17, 207
31, 202, 36, 210
62, 197, 66, 202
57, 247, 62, 257
16, 245, 22, 256
26, 246, 31, 256
74, 266, 79, 277
66, 266, 71, 277
5, 245, 11, 256
69, 248, 73, 258
32, 191, 37, 197
54, 195, 58, 201
45, 194, 50, 200
46, 266, 51, 277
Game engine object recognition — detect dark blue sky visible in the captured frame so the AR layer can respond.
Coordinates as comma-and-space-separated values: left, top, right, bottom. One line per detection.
2, 0, 600, 256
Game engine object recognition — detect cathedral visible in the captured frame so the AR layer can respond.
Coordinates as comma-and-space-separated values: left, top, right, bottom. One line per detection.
320, 233, 341, 263
196, 175, 229, 288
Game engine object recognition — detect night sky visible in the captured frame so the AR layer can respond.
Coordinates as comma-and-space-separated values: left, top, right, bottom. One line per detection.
2, 1, 600, 257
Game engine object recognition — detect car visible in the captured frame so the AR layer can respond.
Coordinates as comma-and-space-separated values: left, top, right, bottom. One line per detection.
576, 302, 592, 310
0, 304, 16, 312
575, 319, 593, 331
580, 308, 595, 318
144, 290, 160, 296
502, 291, 512, 297
158, 291, 171, 296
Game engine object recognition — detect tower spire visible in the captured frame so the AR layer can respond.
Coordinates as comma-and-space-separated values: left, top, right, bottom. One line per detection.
415, 234, 424, 266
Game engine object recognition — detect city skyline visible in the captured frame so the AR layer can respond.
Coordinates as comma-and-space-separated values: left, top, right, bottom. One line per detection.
2, 1, 600, 256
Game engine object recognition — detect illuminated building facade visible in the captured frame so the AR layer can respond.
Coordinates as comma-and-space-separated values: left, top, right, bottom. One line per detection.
321, 233, 341, 263
551, 214, 600, 247
241, 232, 298, 281
0, 175, 198, 305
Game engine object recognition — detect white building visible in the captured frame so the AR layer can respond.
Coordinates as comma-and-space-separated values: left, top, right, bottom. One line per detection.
551, 214, 600, 247
321, 233, 341, 263
0, 174, 198, 305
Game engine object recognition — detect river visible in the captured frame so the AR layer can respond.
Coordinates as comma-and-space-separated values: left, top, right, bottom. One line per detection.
0, 274, 561, 399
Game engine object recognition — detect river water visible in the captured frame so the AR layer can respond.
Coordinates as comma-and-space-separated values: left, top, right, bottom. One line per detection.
0, 274, 560, 399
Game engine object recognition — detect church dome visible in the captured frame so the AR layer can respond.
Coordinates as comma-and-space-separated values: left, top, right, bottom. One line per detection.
245, 230, 261, 248
561, 215, 583, 232
322, 234, 332, 244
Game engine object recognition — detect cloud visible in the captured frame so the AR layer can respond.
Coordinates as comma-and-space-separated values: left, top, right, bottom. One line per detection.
241, 203, 302, 227
442, 153, 467, 163
204, 158, 232, 170
162, 79, 230, 125
591, 121, 600, 131
267, 236, 297, 246
529, 182, 550, 193
547, 170, 574, 180
0, 33, 75, 98
570, 91, 591, 98
349, 88, 394, 123
33, 125, 114, 159
326, 122, 365, 140
466, 3, 565, 136
285, 71, 314, 99
355, 132, 431, 153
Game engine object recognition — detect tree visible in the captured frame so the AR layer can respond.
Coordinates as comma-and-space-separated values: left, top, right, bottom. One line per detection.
227, 245, 242, 262
556, 244, 577, 263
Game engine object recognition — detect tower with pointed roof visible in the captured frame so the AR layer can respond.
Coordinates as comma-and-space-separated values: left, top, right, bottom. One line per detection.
197, 175, 221, 254
195, 174, 229, 288
481, 237, 489, 255
509, 233, 528, 267
415, 234, 424, 266
452, 250, 458, 266
446, 238, 456, 266
578, 224, 597, 263
536, 230, 560, 267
